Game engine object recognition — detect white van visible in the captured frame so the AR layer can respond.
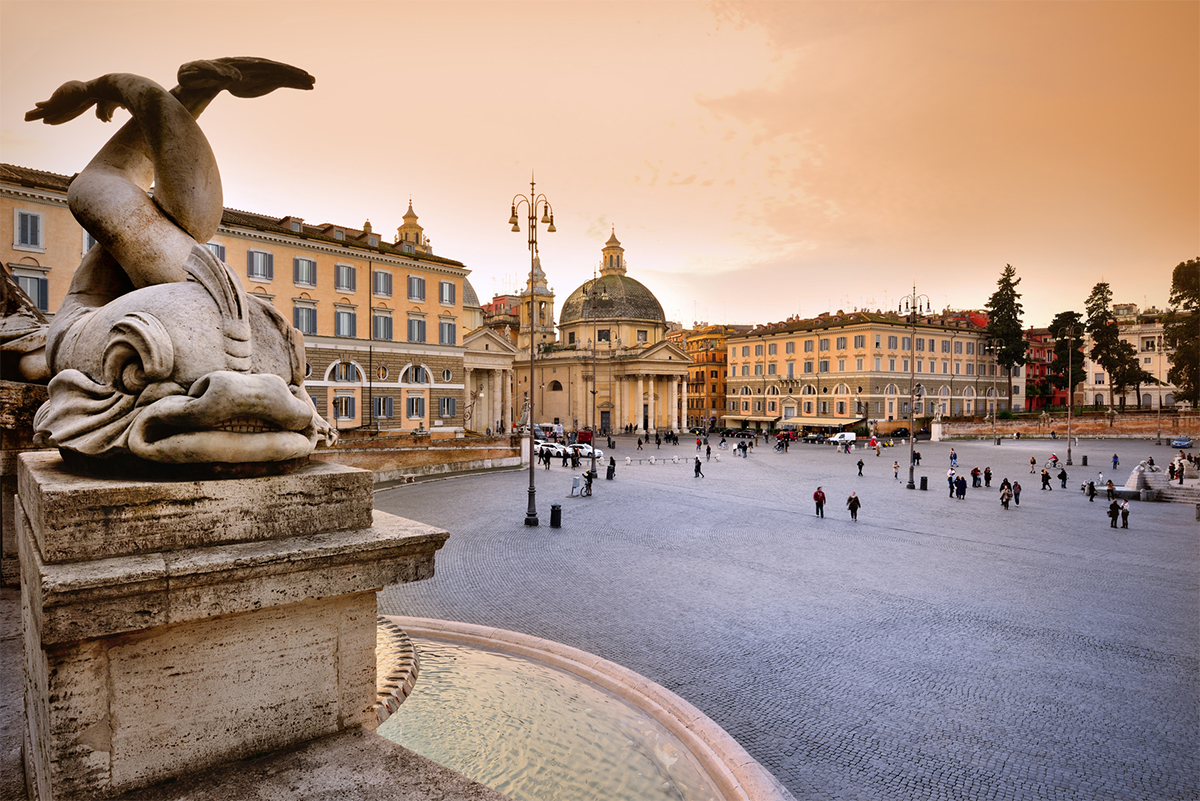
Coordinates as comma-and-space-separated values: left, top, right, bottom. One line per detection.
829, 432, 857, 445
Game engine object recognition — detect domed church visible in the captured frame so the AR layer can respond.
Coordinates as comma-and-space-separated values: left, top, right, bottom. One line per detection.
513, 231, 690, 434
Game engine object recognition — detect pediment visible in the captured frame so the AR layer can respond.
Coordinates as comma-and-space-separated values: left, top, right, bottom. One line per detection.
464, 327, 518, 355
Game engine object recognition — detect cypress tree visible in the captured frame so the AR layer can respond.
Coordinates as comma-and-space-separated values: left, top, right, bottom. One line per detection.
1164, 258, 1200, 406
1047, 311, 1085, 408
984, 264, 1026, 410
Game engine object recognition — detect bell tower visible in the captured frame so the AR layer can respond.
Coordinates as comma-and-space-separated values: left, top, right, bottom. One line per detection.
600, 228, 627, 276
518, 255, 556, 352
394, 200, 431, 253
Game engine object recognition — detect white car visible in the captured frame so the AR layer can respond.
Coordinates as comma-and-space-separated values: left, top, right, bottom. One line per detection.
568, 443, 604, 460
534, 440, 569, 457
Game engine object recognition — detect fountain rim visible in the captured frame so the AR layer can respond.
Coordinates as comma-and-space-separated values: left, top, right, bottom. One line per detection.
382, 615, 795, 801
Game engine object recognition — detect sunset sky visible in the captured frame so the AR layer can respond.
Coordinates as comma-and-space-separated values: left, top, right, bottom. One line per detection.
2, 1, 1196, 328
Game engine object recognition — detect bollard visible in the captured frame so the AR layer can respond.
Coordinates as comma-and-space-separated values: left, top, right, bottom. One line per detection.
919, 476, 928, 491
1081, 455, 1088, 467
550, 504, 562, 528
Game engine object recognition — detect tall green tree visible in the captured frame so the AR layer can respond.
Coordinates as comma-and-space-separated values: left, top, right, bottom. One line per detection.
1110, 339, 1158, 407
1048, 311, 1086, 407
984, 264, 1026, 410
1085, 282, 1122, 406
1164, 258, 1200, 406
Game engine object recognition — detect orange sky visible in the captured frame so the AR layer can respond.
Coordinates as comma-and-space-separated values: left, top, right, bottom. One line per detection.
2, 1, 1196, 327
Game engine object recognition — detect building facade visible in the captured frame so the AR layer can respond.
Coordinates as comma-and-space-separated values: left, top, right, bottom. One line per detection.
1080, 304, 1178, 409
511, 232, 690, 434
725, 310, 1023, 432
1, 163, 514, 435
682, 324, 751, 430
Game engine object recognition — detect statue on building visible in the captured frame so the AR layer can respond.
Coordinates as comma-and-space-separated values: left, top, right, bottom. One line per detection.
23, 58, 335, 468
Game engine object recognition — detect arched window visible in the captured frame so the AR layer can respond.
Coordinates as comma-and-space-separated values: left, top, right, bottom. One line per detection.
834, 383, 849, 395
962, 387, 974, 397
766, 386, 780, 396
1141, 394, 1151, 406
802, 385, 816, 395
1095, 394, 1104, 406
548, 380, 563, 391
403, 365, 429, 384
1165, 393, 1174, 406
333, 362, 360, 382
740, 386, 752, 396
939, 386, 950, 397
885, 384, 898, 395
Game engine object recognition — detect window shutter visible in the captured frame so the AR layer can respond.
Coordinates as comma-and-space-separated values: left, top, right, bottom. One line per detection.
293, 307, 302, 329
347, 397, 356, 418
36, 278, 49, 312
265, 253, 274, 280
385, 397, 394, 417
349, 312, 357, 338
247, 251, 255, 276
348, 266, 356, 292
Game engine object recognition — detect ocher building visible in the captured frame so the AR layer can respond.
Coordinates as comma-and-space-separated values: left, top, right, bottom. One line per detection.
1, 164, 513, 435
511, 232, 690, 434
725, 309, 1024, 432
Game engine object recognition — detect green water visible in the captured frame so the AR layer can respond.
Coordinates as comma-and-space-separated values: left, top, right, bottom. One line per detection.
377, 637, 722, 801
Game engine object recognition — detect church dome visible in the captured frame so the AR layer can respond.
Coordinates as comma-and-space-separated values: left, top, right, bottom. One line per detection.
559, 273, 666, 325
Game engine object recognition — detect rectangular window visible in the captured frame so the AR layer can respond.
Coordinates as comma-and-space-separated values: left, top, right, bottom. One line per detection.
928, 338, 935, 352
855, 356, 864, 371
754, 364, 763, 376
875, 357, 881, 370
915, 337, 925, 352
439, 320, 457, 345
408, 275, 426, 301
408, 317, 426, 343
247, 250, 274, 280
889, 358, 896, 371
888, 336, 898, 349
767, 362, 777, 375
636, 330, 647, 343
819, 338, 830, 351
333, 395, 356, 420
753, 401, 762, 412
804, 340, 814, 352
804, 361, 813, 374
837, 358, 845, 372
293, 257, 317, 286
754, 344, 764, 356
875, 334, 881, 348
819, 359, 829, 373
785, 342, 795, 354
741, 365, 749, 376
916, 360, 923, 373
13, 273, 49, 312
942, 340, 950, 353
334, 309, 357, 337
955, 341, 963, 354
742, 346, 750, 357
439, 397, 457, 417
598, 329, 611, 342
407, 395, 426, 419
206, 242, 226, 262
836, 401, 845, 414
711, 370, 718, 378
373, 270, 393, 296
1095, 373, 1105, 384
568, 332, 576, 345
293, 306, 317, 335
804, 401, 813, 413
768, 343, 777, 355
374, 396, 394, 418
854, 335, 865, 348
786, 362, 794, 378
966, 363, 975, 375
902, 337, 911, 351
966, 342, 975, 355
439, 280, 456, 305
373, 313, 393, 341
903, 359, 910, 372
15, 210, 42, 250
335, 263, 357, 292
836, 337, 846, 350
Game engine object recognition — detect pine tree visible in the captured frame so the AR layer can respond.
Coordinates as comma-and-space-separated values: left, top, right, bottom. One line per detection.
984, 264, 1026, 411
1085, 282, 1121, 406
1047, 311, 1085, 407
1164, 258, 1200, 405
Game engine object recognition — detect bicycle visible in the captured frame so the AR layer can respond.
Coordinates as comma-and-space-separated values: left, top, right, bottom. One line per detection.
580, 472, 594, 497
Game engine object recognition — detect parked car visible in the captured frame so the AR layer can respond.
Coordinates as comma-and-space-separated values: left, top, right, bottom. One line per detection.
804, 433, 825, 443
1171, 437, 1193, 449
829, 432, 857, 444
534, 440, 568, 457
568, 443, 604, 460
732, 430, 756, 438
888, 427, 932, 441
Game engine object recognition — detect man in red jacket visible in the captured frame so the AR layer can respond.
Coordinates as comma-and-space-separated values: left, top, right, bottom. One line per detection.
813, 486, 826, 518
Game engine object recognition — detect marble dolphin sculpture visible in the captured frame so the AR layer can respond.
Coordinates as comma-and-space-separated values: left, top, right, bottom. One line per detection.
25, 58, 335, 465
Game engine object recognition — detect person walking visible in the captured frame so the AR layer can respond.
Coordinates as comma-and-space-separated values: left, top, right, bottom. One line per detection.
1013, 481, 1022, 506
636, 437, 643, 451
1086, 480, 1096, 502
1106, 480, 1115, 501
971, 467, 982, 488
1000, 485, 1012, 510
956, 474, 967, 500
705, 444, 711, 461
947, 468, 956, 497
813, 486, 826, 518
892, 460, 899, 480
1108, 499, 1120, 528
1120, 500, 1130, 528
984, 467, 993, 488
846, 491, 861, 521
949, 448, 958, 467
1112, 453, 1120, 470
1030, 456, 1037, 474
606, 456, 616, 480
1058, 467, 1068, 489
696, 437, 702, 451
694, 457, 704, 478
858, 458, 865, 476
1040, 469, 1052, 491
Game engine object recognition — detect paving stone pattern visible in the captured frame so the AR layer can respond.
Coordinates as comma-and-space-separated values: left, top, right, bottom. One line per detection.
376, 437, 1199, 800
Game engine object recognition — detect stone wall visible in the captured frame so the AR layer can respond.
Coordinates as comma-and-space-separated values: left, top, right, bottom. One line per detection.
938, 411, 1199, 440
1, 379, 50, 587
316, 430, 522, 482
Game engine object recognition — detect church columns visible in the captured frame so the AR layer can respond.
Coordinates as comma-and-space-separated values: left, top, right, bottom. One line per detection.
491, 369, 501, 432
612, 376, 622, 433
681, 374, 689, 431
504, 370, 513, 432
636, 375, 644, 433
670, 377, 679, 433
463, 367, 473, 429
647, 375, 656, 434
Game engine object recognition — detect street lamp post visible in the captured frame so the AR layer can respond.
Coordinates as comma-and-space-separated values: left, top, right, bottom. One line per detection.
510, 178, 556, 526
1061, 325, 1083, 465
588, 267, 601, 482
900, 286, 931, 489
984, 338, 1003, 445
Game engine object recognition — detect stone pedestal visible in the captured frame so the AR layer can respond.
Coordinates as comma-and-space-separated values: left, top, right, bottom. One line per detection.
18, 453, 448, 801
1, 379, 51, 587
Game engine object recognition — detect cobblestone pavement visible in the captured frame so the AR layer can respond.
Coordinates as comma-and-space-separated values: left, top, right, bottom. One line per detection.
377, 437, 1199, 800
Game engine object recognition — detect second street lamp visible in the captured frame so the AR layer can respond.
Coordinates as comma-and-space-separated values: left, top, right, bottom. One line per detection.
900, 285, 931, 490
510, 177, 556, 526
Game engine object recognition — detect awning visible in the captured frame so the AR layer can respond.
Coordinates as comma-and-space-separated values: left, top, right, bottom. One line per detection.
779, 415, 864, 428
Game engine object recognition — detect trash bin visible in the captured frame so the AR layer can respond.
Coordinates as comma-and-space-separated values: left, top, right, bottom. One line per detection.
1081, 455, 1088, 466
995, 437, 1001, 445
606, 462, 616, 480
919, 476, 928, 491
550, 504, 562, 528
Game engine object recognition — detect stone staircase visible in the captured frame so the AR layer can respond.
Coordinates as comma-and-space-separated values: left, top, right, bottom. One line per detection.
1126, 463, 1200, 504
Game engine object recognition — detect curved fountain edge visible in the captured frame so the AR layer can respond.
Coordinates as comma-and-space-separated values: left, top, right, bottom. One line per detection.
382, 615, 796, 801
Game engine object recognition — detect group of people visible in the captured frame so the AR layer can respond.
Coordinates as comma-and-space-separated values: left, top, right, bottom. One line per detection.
812, 487, 861, 521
